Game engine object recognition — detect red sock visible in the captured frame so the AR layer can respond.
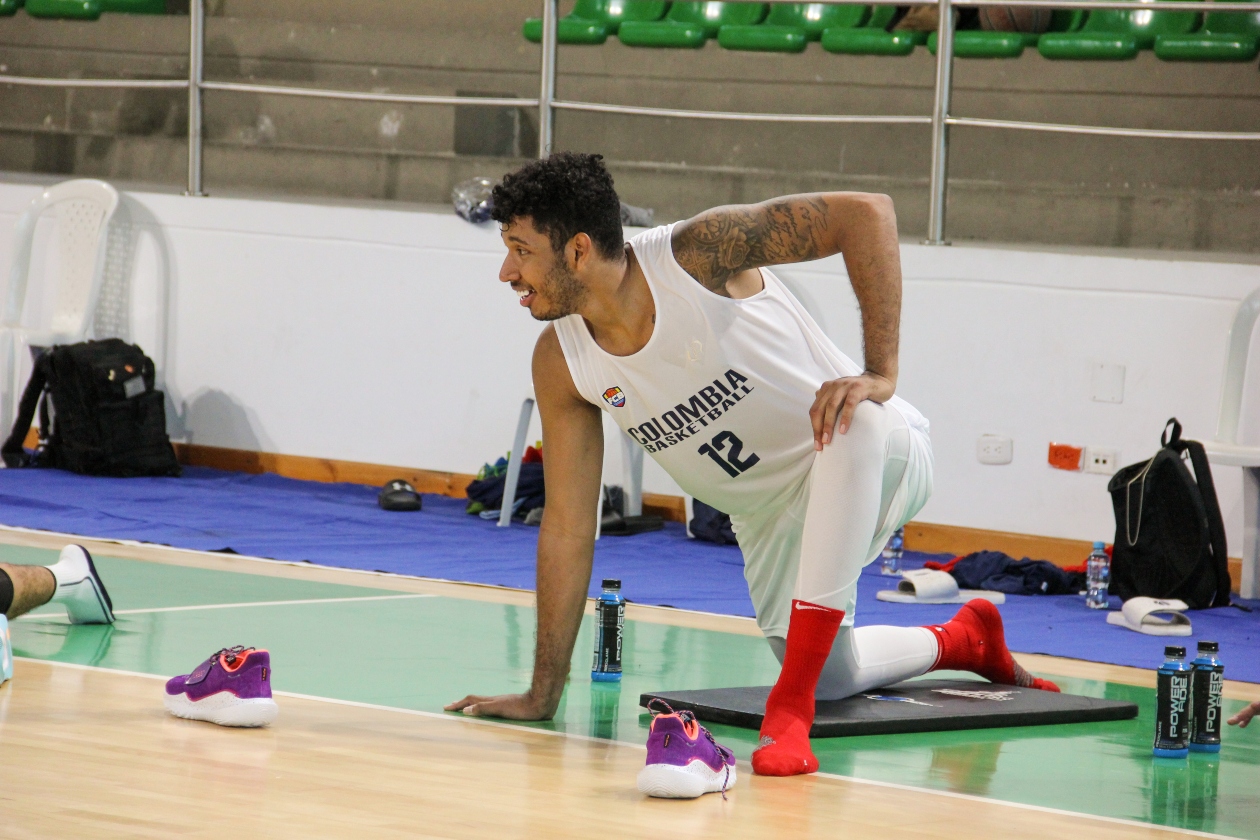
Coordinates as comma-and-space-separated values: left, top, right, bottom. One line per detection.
752, 599, 844, 777
925, 600, 1059, 692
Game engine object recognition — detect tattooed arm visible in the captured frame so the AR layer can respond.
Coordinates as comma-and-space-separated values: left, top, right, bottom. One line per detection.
671, 192, 903, 447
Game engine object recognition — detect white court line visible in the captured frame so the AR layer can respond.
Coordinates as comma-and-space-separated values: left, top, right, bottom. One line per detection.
0, 523, 759, 626
113, 593, 436, 615
11, 657, 1241, 840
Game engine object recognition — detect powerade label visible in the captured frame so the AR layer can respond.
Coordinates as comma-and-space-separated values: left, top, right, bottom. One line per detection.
1155, 670, 1191, 751
1191, 666, 1224, 746
592, 599, 624, 674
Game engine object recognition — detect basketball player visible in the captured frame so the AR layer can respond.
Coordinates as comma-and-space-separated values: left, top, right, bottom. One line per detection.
446, 153, 1058, 776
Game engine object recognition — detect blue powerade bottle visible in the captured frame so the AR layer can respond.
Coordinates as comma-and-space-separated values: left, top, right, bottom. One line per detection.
1190, 641, 1224, 753
1154, 645, 1192, 758
591, 578, 625, 682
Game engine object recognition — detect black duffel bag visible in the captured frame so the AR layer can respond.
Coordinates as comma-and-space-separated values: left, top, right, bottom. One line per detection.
1107, 418, 1230, 609
1, 338, 180, 477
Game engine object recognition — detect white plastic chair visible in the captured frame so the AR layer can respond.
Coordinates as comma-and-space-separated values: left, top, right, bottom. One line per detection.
1, 179, 120, 441
1203, 287, 1260, 599
498, 384, 644, 536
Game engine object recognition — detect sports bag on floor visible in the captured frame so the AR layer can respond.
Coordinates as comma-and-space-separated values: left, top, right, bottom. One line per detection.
1107, 418, 1230, 609
1, 338, 181, 477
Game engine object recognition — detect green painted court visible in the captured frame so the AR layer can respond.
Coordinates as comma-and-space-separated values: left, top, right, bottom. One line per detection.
5, 544, 1256, 838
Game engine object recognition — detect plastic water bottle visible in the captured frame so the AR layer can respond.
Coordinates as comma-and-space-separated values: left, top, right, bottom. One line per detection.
1086, 541, 1111, 609
1190, 641, 1224, 753
591, 578, 625, 682
1154, 645, 1192, 758
451, 177, 495, 223
881, 526, 905, 575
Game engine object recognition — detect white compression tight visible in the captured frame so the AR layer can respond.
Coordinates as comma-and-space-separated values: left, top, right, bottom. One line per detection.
771, 400, 938, 700
767, 625, 938, 701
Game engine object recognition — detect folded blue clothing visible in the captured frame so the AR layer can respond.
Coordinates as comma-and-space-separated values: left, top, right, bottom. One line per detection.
946, 550, 1085, 596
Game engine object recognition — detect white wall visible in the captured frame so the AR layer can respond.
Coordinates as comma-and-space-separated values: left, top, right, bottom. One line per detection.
0, 177, 1255, 551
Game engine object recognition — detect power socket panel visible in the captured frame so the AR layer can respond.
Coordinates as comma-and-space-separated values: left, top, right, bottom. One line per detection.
977, 434, 1013, 465
1084, 446, 1119, 475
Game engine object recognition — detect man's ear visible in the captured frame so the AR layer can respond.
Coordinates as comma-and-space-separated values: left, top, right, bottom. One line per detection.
568, 232, 594, 271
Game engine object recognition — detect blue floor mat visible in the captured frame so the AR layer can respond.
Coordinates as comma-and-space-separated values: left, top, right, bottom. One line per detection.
0, 466, 1256, 681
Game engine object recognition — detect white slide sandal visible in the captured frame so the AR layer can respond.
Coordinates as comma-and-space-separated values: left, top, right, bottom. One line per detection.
1105, 597, 1192, 636
876, 568, 1006, 605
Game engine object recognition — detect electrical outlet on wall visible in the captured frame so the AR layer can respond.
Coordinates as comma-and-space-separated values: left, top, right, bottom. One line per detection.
977, 434, 1013, 465
1084, 446, 1119, 475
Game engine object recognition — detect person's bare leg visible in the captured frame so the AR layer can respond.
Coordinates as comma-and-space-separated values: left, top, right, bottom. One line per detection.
1, 563, 56, 618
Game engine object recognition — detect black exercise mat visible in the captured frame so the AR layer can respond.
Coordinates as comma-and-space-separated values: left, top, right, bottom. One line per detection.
641, 679, 1138, 737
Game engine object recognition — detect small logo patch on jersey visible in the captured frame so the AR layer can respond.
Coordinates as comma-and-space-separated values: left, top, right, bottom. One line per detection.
602, 387, 626, 408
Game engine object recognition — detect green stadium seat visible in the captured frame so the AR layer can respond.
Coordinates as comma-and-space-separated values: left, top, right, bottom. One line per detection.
1039, 2, 1201, 60
24, 0, 99, 19
524, 0, 669, 45
718, 3, 867, 53
928, 30, 1033, 57
101, 0, 165, 11
820, 6, 927, 55
619, 2, 768, 49
1155, 0, 1260, 61
927, 8, 1085, 58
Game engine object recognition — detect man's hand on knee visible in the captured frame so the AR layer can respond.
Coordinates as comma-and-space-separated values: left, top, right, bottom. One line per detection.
810, 372, 895, 449
444, 691, 556, 721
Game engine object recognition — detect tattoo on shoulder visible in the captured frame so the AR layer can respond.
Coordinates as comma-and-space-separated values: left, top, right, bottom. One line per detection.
671, 197, 831, 290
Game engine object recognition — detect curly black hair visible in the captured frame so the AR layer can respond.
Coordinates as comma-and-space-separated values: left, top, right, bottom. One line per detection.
491, 152, 623, 260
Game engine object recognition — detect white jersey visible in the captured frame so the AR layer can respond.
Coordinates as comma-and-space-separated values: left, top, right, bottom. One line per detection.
554, 222, 929, 518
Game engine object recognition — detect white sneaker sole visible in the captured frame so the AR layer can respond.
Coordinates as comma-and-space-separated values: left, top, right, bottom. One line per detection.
0, 615, 11, 684
163, 690, 278, 727
637, 761, 736, 799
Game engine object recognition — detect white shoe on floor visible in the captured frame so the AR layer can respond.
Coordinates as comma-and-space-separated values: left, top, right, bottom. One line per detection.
48, 545, 114, 625
1, 615, 12, 684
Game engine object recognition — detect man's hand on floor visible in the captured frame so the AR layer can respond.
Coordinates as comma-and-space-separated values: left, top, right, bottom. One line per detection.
1229, 699, 1260, 728
445, 692, 555, 721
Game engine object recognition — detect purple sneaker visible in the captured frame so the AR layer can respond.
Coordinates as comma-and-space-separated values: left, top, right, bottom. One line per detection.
637, 700, 737, 799
163, 646, 278, 727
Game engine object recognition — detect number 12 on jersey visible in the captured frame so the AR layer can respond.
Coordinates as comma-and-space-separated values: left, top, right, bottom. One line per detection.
698, 431, 760, 478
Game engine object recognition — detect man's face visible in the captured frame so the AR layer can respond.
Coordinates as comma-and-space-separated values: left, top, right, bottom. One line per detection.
499, 217, 587, 321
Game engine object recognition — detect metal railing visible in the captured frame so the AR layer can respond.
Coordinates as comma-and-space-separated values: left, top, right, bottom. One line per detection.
1, 0, 1258, 243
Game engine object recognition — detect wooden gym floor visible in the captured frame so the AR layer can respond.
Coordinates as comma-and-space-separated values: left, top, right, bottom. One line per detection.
0, 528, 1256, 839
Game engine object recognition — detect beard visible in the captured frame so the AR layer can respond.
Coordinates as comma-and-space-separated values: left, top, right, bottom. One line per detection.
531, 260, 588, 321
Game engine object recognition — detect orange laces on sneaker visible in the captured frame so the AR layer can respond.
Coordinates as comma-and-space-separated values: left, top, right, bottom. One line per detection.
217, 646, 255, 671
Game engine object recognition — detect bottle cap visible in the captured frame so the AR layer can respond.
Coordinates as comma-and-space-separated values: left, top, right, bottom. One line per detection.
1197, 641, 1219, 653
1165, 645, 1187, 658
1093, 541, 1105, 550
601, 579, 621, 590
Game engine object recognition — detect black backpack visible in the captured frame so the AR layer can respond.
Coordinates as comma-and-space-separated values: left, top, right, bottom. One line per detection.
1, 339, 181, 478
1107, 418, 1230, 609
690, 498, 738, 545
